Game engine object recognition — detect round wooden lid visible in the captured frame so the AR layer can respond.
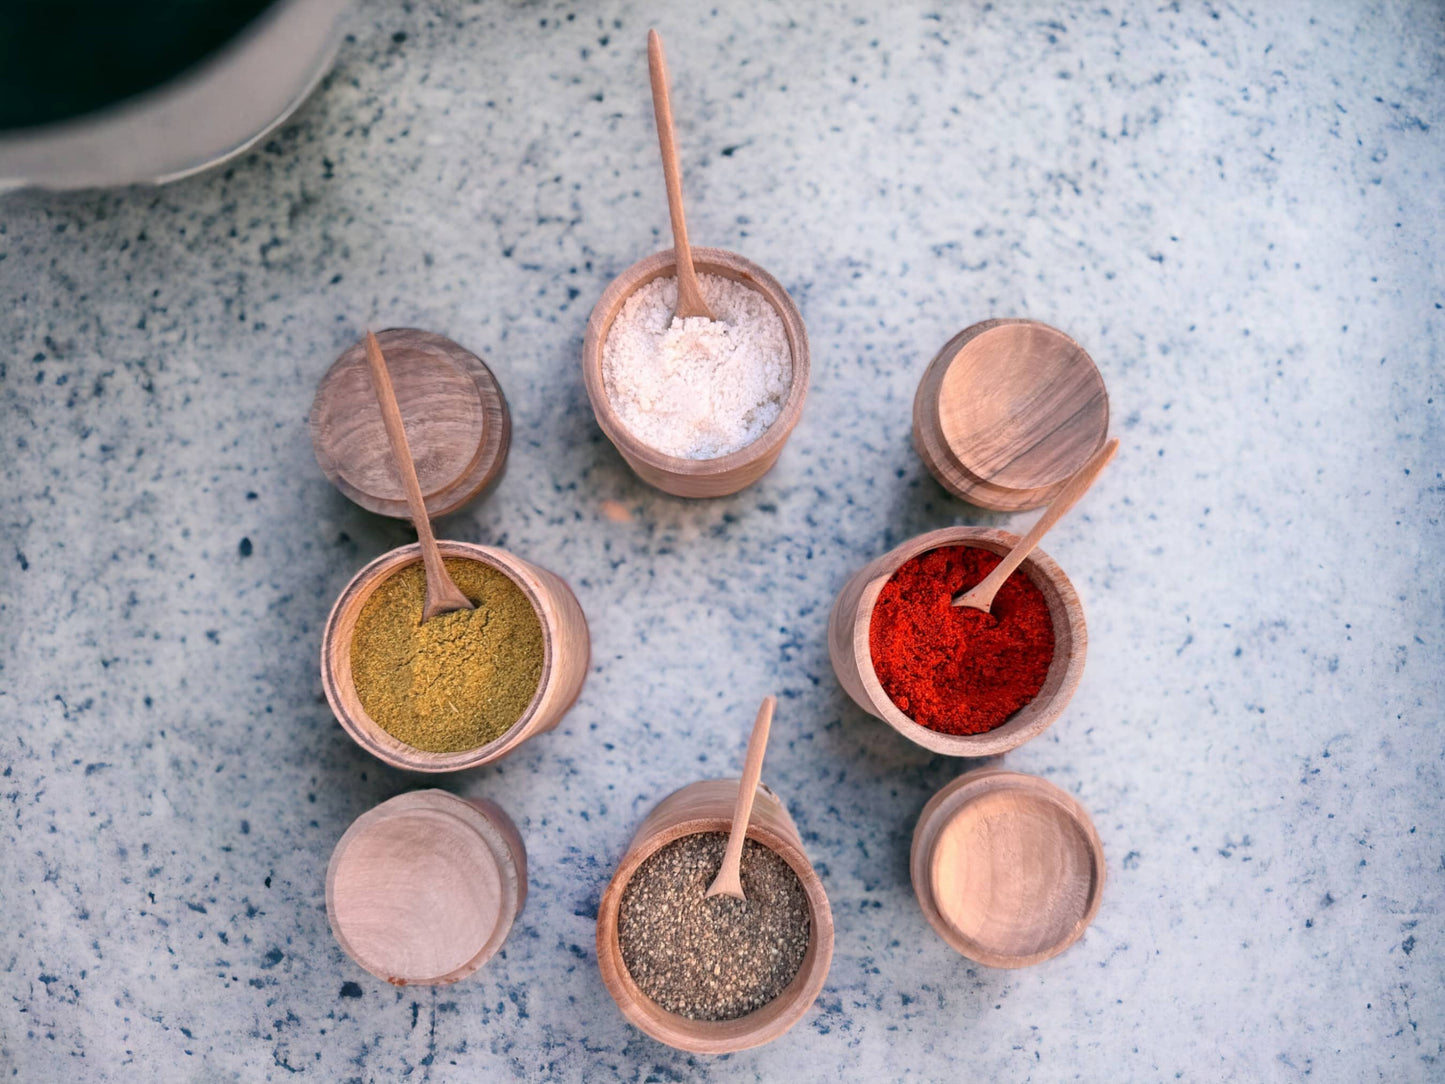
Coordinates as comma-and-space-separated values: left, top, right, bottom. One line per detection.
309, 328, 510, 519
326, 790, 521, 985
916, 770, 1103, 968
936, 320, 1108, 492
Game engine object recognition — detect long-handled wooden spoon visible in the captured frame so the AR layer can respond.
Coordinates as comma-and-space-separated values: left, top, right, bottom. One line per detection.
953, 437, 1120, 611
647, 28, 713, 322
363, 330, 474, 622
705, 695, 777, 900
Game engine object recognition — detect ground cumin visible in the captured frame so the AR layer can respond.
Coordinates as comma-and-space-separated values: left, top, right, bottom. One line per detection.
349, 558, 543, 752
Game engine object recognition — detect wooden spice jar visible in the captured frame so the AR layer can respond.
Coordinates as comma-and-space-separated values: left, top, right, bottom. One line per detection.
596, 779, 834, 1054
912, 319, 1109, 512
321, 541, 590, 772
310, 328, 511, 518
581, 247, 810, 498
326, 789, 526, 985
911, 768, 1104, 967
828, 526, 1087, 757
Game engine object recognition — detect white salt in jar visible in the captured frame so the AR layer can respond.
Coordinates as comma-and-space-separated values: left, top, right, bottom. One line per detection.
582, 247, 810, 498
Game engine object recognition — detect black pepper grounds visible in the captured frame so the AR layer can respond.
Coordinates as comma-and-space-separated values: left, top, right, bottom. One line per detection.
617, 831, 811, 1021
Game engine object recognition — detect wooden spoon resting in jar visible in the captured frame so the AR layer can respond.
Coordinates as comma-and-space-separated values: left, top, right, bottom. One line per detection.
705, 695, 777, 900
953, 437, 1119, 612
363, 330, 474, 622
647, 29, 713, 322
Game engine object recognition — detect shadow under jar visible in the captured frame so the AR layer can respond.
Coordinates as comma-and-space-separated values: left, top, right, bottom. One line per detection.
827, 526, 1087, 757
581, 247, 810, 498
596, 779, 834, 1054
321, 541, 589, 772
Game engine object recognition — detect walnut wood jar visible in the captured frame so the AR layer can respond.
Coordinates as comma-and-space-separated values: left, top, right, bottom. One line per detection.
596, 779, 834, 1054
581, 247, 810, 499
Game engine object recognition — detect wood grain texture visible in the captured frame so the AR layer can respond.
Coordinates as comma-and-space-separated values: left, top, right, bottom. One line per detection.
826, 526, 1087, 757
910, 769, 1103, 968
581, 246, 810, 498
596, 779, 834, 1054
320, 540, 591, 773
309, 328, 511, 519
913, 319, 1109, 512
325, 790, 526, 986
646, 29, 712, 321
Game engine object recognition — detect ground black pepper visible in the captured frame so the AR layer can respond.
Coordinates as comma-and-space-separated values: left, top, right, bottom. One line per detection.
617, 831, 811, 1021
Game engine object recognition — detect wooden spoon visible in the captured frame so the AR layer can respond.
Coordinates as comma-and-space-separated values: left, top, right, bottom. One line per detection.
647, 28, 713, 322
363, 330, 474, 623
705, 695, 776, 900
953, 437, 1119, 611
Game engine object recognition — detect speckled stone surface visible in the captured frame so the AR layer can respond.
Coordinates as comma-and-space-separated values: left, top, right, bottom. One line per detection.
2, 2, 1442, 1080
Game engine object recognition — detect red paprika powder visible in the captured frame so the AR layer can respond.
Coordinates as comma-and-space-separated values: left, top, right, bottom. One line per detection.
868, 545, 1055, 735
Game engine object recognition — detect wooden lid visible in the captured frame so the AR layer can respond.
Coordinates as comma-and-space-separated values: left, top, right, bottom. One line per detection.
326, 790, 524, 985
912, 769, 1103, 968
309, 328, 510, 519
935, 319, 1108, 494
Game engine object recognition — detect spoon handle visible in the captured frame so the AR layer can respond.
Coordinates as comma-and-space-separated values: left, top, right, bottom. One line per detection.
706, 696, 776, 901
954, 437, 1119, 610
363, 331, 473, 621
647, 29, 713, 321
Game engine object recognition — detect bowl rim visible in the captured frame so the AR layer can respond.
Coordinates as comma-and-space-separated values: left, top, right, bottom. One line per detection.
320, 541, 555, 773
850, 526, 1087, 756
581, 246, 810, 479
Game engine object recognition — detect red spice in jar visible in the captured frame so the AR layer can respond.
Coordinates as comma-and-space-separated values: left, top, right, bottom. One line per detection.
868, 545, 1055, 735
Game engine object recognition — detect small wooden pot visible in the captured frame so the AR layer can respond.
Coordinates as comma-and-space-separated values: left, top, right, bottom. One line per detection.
326, 789, 527, 985
911, 768, 1104, 968
596, 779, 834, 1054
828, 526, 1086, 757
581, 247, 810, 498
913, 319, 1109, 512
310, 328, 511, 519
321, 541, 590, 772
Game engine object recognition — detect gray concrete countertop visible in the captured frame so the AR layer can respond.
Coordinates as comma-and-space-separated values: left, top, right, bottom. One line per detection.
3, 2, 1442, 1080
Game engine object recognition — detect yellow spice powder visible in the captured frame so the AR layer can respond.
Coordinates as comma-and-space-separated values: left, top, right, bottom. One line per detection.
349, 558, 544, 753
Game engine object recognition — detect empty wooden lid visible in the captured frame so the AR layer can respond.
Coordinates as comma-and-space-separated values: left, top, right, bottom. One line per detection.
309, 328, 510, 518
326, 790, 526, 986
914, 319, 1108, 511
911, 769, 1103, 968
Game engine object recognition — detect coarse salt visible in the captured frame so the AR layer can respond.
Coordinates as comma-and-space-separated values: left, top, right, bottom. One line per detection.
601, 272, 793, 459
